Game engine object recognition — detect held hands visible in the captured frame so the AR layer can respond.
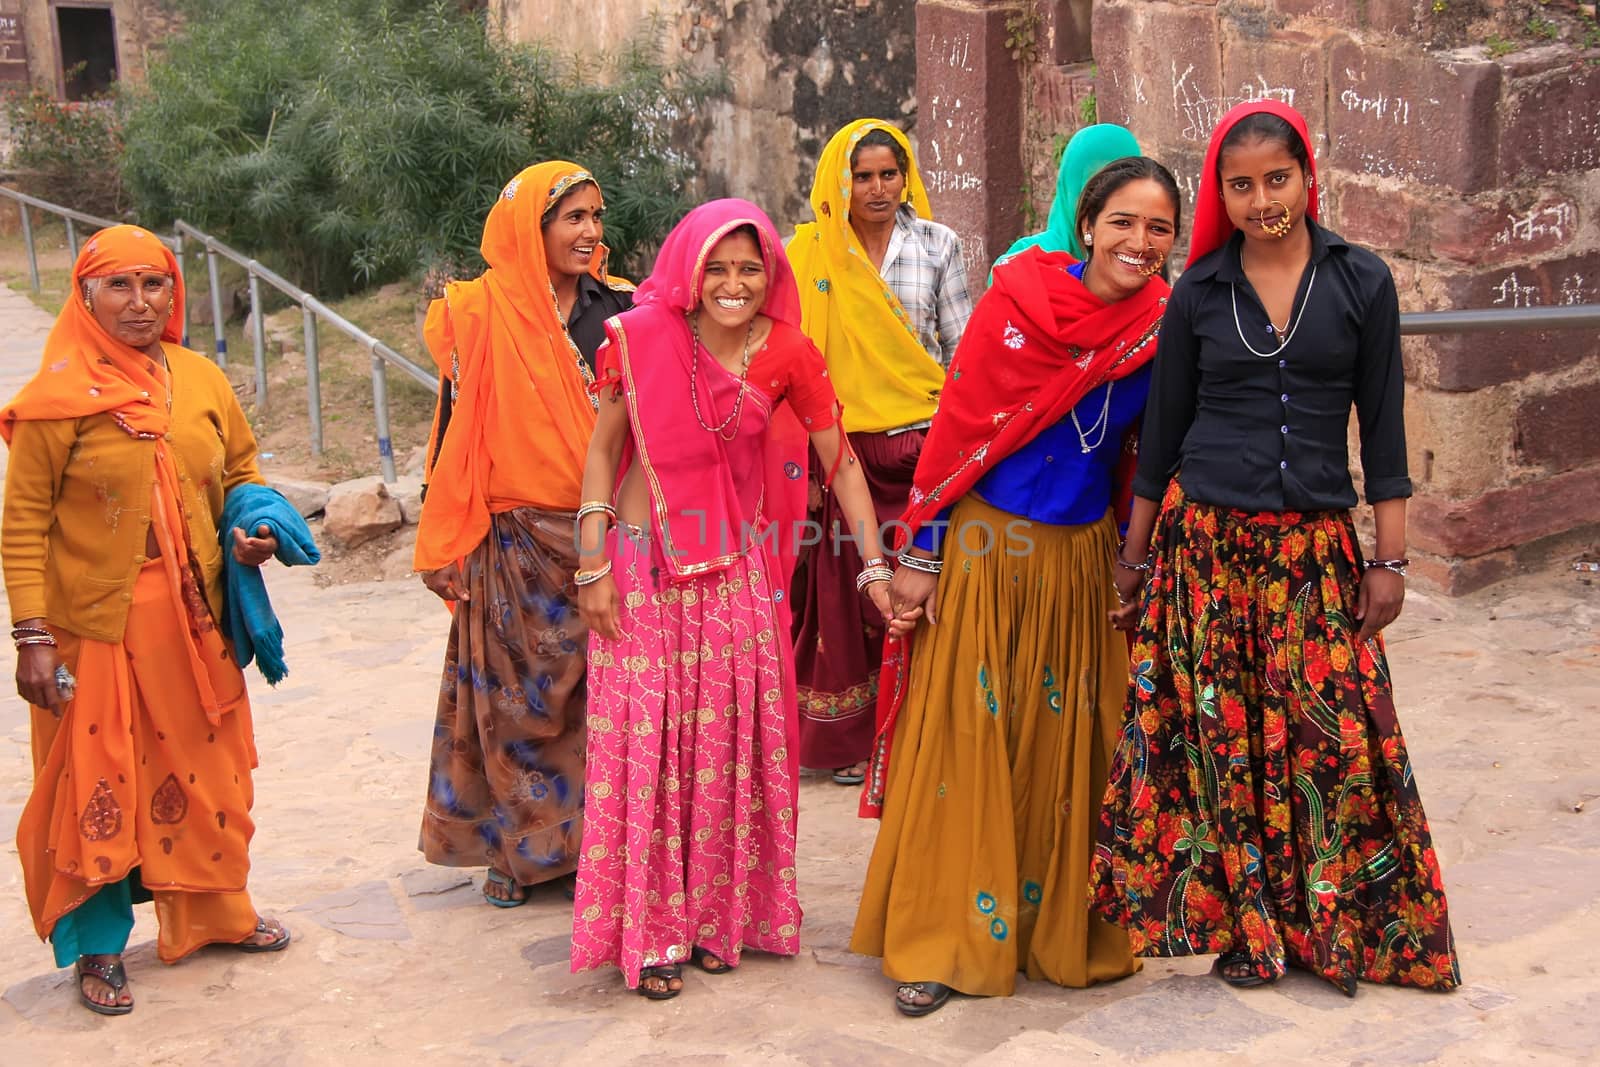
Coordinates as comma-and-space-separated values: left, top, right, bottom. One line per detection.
15, 643, 65, 714
885, 565, 937, 636
231, 524, 279, 567
1355, 567, 1405, 643
422, 562, 470, 602
1108, 567, 1146, 631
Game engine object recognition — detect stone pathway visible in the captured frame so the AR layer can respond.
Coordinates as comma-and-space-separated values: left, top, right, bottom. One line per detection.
1, 283, 1598, 1063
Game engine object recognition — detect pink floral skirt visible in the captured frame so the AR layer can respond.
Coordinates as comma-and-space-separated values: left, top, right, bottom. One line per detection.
570, 528, 802, 986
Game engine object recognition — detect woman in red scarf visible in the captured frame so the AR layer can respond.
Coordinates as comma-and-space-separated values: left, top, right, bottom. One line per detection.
569, 199, 892, 1000
850, 158, 1181, 1016
4, 226, 289, 1016
1090, 101, 1461, 996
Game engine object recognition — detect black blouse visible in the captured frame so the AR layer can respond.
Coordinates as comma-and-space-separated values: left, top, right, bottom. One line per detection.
1133, 220, 1410, 512
429, 273, 634, 461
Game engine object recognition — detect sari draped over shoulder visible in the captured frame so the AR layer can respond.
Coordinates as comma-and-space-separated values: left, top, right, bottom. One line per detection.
413, 161, 617, 573
786, 119, 945, 435
862, 247, 1169, 818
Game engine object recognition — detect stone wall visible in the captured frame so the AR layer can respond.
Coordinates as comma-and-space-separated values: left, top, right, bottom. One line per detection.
489, 0, 918, 231
917, 0, 1599, 593
13, 0, 180, 96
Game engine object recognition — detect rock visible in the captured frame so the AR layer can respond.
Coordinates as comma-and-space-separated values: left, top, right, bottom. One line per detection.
404, 443, 428, 478
380, 542, 417, 582
391, 476, 424, 525
323, 476, 403, 548
269, 476, 333, 518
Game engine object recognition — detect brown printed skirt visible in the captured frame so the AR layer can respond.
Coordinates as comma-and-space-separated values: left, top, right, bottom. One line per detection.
419, 506, 588, 886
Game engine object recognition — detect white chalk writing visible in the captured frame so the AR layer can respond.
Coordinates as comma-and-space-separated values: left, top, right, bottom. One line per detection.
1491, 272, 1540, 309
1494, 203, 1575, 248
1338, 81, 1414, 126
1559, 274, 1591, 306
1171, 64, 1296, 141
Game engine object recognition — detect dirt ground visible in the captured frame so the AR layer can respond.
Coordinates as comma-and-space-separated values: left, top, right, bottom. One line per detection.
1, 277, 1599, 1065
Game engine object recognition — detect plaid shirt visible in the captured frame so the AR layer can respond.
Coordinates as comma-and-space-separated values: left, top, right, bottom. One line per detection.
880, 206, 974, 368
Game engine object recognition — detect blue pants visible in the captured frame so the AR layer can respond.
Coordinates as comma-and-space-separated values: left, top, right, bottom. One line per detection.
50, 872, 149, 968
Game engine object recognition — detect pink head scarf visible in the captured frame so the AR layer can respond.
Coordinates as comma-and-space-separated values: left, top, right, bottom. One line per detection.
605, 199, 810, 584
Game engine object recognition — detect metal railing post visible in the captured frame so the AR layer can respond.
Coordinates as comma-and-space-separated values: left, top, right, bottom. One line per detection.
206, 247, 227, 368
64, 217, 78, 261
19, 205, 39, 293
302, 305, 323, 456
173, 229, 189, 347
248, 267, 267, 413
370, 341, 397, 483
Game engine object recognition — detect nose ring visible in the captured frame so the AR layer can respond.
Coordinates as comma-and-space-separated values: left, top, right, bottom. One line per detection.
1261, 201, 1294, 238
1138, 247, 1167, 277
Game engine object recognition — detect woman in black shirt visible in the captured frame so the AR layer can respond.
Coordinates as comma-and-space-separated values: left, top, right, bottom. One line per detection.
1090, 101, 1460, 996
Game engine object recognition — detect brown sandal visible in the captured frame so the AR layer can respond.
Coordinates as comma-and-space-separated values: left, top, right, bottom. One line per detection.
236, 916, 292, 953
75, 956, 133, 1016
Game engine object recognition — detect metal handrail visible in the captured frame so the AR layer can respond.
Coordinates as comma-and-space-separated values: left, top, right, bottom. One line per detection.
1399, 303, 1600, 334
0, 187, 434, 482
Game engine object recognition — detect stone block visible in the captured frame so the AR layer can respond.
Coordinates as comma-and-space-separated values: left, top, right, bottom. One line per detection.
1403, 382, 1515, 498
1428, 193, 1581, 266
1359, 0, 1428, 37
1094, 2, 1224, 148
918, 0, 1024, 289
1514, 378, 1600, 472
268, 475, 333, 519
390, 475, 424, 525
1219, 29, 1327, 137
1326, 41, 1502, 193
1408, 464, 1600, 558
1327, 176, 1420, 255
1500, 57, 1600, 181
323, 475, 403, 548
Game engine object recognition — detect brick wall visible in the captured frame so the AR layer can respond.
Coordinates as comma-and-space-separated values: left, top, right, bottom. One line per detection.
918, 0, 1600, 593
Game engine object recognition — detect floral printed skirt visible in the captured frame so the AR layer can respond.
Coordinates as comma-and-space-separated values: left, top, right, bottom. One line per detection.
571, 527, 801, 988
851, 497, 1138, 995
418, 506, 588, 887
1090, 483, 1461, 992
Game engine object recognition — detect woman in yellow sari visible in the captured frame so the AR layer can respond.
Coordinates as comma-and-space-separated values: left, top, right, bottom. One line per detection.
787, 119, 974, 785
4, 225, 289, 1017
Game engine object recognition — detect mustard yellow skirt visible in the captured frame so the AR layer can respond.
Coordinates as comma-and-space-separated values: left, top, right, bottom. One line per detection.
850, 495, 1138, 995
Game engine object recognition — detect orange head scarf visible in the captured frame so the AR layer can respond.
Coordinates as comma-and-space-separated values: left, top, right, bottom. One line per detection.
413, 161, 614, 572
1, 225, 184, 444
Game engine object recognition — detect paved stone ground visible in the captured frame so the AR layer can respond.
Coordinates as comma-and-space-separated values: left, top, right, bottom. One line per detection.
1, 282, 1598, 1064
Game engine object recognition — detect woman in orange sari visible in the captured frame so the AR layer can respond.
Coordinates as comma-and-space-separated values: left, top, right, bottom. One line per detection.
4, 225, 290, 1017
414, 161, 633, 906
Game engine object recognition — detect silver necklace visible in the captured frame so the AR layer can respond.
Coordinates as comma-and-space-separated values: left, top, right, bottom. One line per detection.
688, 313, 755, 440
1231, 265, 1316, 358
1070, 379, 1114, 453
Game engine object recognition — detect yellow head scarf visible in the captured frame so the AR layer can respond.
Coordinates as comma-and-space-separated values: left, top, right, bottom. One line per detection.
787, 119, 947, 434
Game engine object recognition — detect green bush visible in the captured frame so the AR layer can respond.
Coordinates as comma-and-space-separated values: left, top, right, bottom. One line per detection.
2, 86, 129, 219
121, 0, 716, 295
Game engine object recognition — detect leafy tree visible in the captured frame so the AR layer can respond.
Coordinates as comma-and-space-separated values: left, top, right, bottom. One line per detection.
121, 1, 715, 294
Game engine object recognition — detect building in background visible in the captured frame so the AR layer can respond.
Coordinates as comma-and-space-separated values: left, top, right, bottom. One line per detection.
1, 0, 178, 101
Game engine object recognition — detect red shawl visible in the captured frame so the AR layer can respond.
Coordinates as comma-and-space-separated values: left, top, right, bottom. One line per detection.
860, 246, 1170, 817
1186, 100, 1320, 268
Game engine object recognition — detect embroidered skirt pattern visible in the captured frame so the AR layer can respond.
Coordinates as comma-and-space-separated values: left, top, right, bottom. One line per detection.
571, 529, 801, 987
1091, 483, 1461, 992
419, 506, 588, 886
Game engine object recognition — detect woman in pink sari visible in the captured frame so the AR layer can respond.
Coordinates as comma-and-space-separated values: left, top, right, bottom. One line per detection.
571, 199, 893, 999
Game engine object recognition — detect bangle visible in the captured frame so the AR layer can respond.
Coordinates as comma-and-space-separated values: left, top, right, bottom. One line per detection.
1115, 555, 1151, 572
11, 626, 51, 639
897, 552, 942, 575
576, 502, 616, 523
574, 561, 613, 586
14, 635, 57, 648
861, 556, 886, 568
1367, 557, 1410, 577
855, 564, 893, 591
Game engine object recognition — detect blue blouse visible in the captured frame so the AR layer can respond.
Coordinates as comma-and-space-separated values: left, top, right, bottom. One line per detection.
911, 264, 1154, 552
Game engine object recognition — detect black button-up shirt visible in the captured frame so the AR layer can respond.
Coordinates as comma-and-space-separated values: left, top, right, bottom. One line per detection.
1133, 219, 1411, 511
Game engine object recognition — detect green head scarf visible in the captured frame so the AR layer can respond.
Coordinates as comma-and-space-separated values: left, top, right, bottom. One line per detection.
992, 123, 1141, 276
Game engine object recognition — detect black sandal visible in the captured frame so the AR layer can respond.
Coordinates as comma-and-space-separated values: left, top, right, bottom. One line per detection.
894, 980, 952, 1017
690, 945, 732, 975
637, 963, 683, 1000
75, 956, 133, 1016
1213, 950, 1271, 988
235, 916, 292, 953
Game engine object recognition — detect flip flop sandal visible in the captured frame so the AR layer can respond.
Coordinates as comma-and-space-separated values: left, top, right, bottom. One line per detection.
1213, 950, 1271, 988
637, 964, 683, 1000
894, 981, 952, 1017
690, 945, 733, 975
236, 916, 292, 953
832, 766, 867, 786
482, 869, 528, 908
75, 957, 133, 1016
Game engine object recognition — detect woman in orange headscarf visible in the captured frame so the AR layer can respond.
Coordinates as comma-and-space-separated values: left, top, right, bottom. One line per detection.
414, 161, 633, 906
4, 225, 290, 1017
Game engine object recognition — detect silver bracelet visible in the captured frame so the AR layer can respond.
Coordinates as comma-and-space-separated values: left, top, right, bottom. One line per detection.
573, 560, 613, 586
855, 564, 893, 591
897, 552, 943, 575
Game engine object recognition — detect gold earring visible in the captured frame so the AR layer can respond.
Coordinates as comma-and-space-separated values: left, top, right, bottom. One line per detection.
83, 297, 92, 311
